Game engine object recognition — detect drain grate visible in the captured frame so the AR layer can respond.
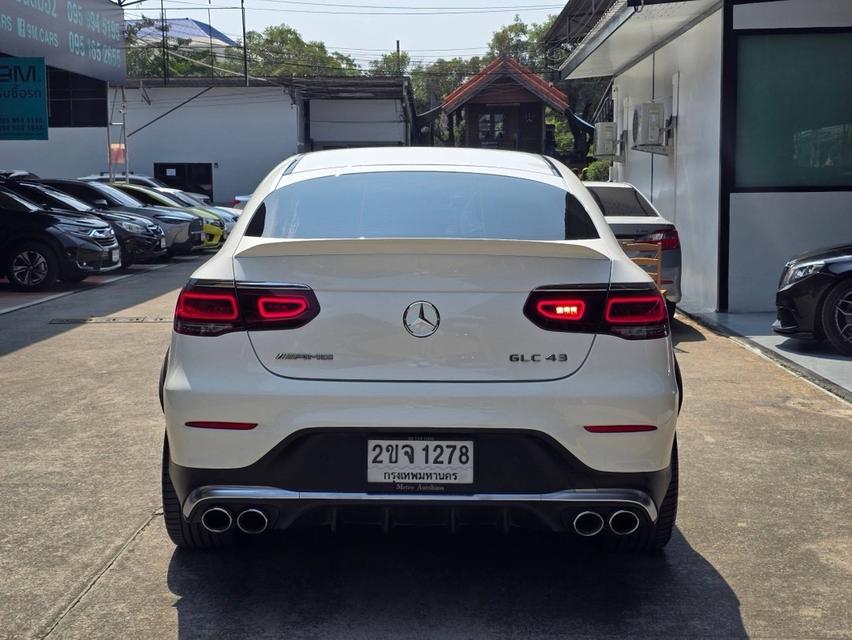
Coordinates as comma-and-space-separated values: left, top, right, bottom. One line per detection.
49, 316, 172, 324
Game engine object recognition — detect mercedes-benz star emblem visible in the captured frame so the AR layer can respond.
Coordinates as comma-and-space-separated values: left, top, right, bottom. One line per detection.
403, 301, 440, 338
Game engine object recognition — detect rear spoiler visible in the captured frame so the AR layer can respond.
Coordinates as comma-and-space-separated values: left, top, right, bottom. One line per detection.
235, 237, 609, 261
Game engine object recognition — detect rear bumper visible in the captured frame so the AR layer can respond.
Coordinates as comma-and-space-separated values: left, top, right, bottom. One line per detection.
164, 331, 678, 475
169, 427, 672, 514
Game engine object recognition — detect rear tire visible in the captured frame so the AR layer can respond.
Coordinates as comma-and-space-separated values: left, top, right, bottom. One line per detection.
5, 241, 59, 291
820, 278, 852, 356
605, 438, 678, 553
162, 435, 235, 549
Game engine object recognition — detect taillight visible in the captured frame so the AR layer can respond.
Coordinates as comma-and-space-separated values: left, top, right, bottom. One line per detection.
524, 284, 668, 340
174, 281, 319, 336
175, 285, 241, 336
238, 286, 319, 330
604, 286, 668, 340
535, 299, 587, 321
640, 228, 679, 250
524, 287, 607, 334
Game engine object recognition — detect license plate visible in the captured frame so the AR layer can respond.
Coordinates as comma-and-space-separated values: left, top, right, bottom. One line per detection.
111, 248, 120, 262
159, 238, 166, 248
367, 439, 473, 484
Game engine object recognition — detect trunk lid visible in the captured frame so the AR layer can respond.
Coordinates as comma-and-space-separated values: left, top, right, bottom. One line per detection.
234, 238, 611, 382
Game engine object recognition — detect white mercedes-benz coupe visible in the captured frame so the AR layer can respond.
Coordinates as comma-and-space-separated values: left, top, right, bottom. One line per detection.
161, 148, 681, 551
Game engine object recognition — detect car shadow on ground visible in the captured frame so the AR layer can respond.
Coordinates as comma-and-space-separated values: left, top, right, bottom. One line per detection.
0, 256, 203, 358
167, 528, 746, 639
775, 337, 850, 361
670, 316, 706, 346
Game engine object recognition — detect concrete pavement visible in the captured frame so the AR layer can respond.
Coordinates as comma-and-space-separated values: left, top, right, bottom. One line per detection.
0, 259, 849, 639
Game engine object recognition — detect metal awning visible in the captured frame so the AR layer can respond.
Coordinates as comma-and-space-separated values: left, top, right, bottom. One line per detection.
560, 0, 722, 79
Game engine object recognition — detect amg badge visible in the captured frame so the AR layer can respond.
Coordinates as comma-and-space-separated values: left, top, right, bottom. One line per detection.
275, 353, 334, 361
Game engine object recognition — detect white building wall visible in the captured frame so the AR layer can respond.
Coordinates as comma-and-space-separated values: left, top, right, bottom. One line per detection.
729, 193, 852, 311
0, 128, 107, 178
310, 99, 406, 149
726, 0, 852, 311
613, 10, 723, 312
121, 86, 299, 203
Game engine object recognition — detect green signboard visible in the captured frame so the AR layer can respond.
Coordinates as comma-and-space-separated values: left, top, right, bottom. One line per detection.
0, 57, 48, 141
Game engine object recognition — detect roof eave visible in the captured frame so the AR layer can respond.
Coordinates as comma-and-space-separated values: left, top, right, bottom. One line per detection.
559, 3, 635, 77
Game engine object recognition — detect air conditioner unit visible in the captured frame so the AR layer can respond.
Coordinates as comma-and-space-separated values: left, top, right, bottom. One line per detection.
632, 102, 667, 153
593, 122, 621, 159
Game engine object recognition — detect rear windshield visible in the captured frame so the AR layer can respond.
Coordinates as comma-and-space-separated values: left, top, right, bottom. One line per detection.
587, 186, 657, 217
247, 171, 598, 240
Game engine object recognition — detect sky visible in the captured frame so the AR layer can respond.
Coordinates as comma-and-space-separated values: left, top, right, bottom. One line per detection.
123, 0, 565, 68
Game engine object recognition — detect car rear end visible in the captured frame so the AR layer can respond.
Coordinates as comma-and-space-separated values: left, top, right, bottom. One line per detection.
585, 183, 682, 309
162, 155, 678, 549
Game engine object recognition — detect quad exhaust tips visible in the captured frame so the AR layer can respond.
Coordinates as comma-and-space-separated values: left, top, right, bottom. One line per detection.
200, 507, 269, 534
572, 510, 641, 537
200, 507, 233, 533
236, 508, 269, 534
572, 511, 605, 537
608, 510, 640, 536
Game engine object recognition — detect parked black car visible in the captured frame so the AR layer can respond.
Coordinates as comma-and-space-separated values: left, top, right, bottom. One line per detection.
1, 181, 166, 268
38, 179, 203, 255
773, 243, 852, 356
0, 186, 120, 291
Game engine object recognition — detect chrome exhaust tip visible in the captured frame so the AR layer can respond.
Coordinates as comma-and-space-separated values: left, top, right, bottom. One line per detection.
572, 511, 605, 537
200, 506, 232, 533
608, 510, 640, 535
236, 508, 269, 534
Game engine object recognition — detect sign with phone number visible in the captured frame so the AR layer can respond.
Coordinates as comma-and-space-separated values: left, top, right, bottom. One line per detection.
0, 0, 125, 84
0, 57, 48, 140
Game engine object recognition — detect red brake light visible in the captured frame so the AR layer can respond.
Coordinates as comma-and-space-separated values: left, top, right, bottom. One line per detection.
186, 421, 257, 430
584, 425, 657, 433
603, 289, 668, 340
257, 295, 309, 320
535, 298, 587, 321
605, 295, 666, 324
176, 291, 239, 321
174, 282, 320, 336
640, 228, 679, 250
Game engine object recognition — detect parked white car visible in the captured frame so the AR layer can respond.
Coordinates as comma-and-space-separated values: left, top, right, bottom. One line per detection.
161, 148, 680, 551
584, 182, 682, 317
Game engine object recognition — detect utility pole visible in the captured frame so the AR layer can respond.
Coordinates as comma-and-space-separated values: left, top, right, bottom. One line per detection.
241, 0, 249, 86
160, 0, 167, 85
396, 40, 401, 75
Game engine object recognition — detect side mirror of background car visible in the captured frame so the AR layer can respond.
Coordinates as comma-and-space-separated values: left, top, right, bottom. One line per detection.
93, 199, 109, 207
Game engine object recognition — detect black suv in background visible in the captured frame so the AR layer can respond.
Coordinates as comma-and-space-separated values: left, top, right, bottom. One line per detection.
2, 181, 166, 268
39, 179, 203, 255
0, 186, 120, 290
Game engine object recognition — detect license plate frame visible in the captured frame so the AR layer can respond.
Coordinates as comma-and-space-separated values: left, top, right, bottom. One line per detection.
367, 438, 474, 486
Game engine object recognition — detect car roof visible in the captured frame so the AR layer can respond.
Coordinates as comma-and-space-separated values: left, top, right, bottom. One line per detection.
292, 147, 558, 177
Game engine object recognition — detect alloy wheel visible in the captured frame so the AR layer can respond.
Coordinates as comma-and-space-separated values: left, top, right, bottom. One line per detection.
11, 250, 49, 286
833, 292, 852, 344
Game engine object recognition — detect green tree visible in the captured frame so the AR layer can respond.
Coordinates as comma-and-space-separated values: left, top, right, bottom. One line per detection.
239, 25, 359, 76
367, 50, 411, 76
409, 56, 484, 113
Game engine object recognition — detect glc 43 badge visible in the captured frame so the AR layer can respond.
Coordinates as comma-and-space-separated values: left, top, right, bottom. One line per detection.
510, 353, 568, 362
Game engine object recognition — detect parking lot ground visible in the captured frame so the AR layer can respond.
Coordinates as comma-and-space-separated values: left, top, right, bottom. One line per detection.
0, 262, 172, 316
684, 308, 852, 401
0, 261, 850, 640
